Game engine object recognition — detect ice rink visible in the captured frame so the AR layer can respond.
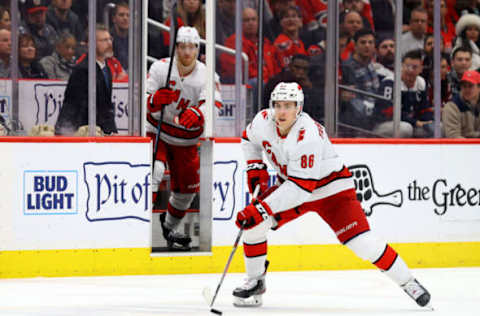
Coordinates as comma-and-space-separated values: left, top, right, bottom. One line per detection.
0, 267, 478, 316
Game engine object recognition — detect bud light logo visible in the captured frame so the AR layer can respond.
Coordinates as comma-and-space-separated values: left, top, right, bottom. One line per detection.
23, 170, 78, 215
83, 161, 151, 222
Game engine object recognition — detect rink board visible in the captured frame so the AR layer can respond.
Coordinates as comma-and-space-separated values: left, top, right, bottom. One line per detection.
0, 138, 479, 278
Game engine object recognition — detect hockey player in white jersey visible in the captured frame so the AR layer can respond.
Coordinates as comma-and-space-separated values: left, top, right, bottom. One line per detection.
146, 26, 222, 250
233, 82, 431, 308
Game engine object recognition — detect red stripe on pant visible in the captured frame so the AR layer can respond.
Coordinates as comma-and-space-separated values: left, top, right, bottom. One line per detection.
167, 202, 186, 219
244, 241, 267, 258
373, 244, 398, 271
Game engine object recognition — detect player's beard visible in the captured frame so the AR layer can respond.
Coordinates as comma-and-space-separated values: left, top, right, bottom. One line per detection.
176, 52, 197, 76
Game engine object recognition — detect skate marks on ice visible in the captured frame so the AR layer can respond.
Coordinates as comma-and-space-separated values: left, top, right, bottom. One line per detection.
0, 268, 478, 315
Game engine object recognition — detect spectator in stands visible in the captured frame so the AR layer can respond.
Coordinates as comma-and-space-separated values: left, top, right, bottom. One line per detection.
401, 7, 428, 56
296, 0, 328, 31
0, 28, 10, 77
374, 36, 395, 80
341, 0, 374, 30
20, 0, 57, 60
111, 1, 129, 70
448, 46, 473, 95
164, 0, 206, 45
374, 49, 433, 138
18, 33, 47, 79
340, 28, 379, 132
339, 10, 364, 60
216, 0, 236, 45
220, 7, 279, 84
39, 31, 76, 80
267, 0, 296, 42
425, 0, 456, 53
55, 24, 117, 136
443, 69, 480, 138
0, 6, 10, 30
274, 6, 307, 70
46, 0, 84, 45
403, 0, 423, 28
421, 34, 446, 84
370, 0, 395, 39
453, 14, 480, 70
426, 53, 452, 106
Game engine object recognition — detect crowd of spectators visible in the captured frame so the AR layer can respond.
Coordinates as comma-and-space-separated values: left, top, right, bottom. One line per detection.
147, 0, 479, 138
0, 0, 129, 83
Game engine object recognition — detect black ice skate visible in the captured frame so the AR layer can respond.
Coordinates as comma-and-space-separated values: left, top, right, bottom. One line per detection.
233, 260, 269, 307
159, 213, 192, 251
401, 278, 432, 308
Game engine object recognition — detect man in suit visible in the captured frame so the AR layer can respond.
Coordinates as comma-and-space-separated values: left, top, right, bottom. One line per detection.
55, 24, 117, 135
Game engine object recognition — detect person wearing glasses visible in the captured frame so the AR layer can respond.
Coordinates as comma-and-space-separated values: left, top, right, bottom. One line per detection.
401, 7, 428, 57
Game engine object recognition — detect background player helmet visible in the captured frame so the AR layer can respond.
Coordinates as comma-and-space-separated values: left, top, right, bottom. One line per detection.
269, 82, 304, 115
176, 26, 200, 47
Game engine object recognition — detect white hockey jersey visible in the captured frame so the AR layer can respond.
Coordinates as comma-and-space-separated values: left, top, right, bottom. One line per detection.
242, 109, 355, 213
146, 57, 223, 146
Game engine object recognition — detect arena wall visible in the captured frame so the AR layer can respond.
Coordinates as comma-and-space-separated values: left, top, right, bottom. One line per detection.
0, 137, 478, 278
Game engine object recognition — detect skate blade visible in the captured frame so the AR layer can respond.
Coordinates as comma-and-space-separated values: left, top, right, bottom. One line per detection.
424, 303, 434, 311
233, 295, 262, 307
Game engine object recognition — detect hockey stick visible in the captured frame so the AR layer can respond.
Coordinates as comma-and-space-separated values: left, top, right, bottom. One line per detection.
152, 0, 178, 169
202, 185, 261, 315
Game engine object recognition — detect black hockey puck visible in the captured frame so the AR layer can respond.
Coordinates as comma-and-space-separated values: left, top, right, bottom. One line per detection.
210, 308, 222, 315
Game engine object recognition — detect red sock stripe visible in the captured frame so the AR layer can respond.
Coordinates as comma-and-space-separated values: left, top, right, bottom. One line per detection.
167, 203, 186, 219
243, 241, 267, 258
373, 245, 398, 271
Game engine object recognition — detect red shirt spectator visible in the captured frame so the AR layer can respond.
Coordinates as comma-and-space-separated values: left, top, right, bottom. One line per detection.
295, 0, 328, 30
273, 6, 307, 69
220, 8, 279, 83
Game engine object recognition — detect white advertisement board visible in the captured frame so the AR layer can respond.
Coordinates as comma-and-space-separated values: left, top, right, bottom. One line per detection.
0, 141, 151, 251
211, 142, 480, 246
1, 140, 479, 252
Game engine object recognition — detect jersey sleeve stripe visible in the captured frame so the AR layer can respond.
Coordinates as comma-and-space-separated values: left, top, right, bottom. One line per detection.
242, 129, 249, 141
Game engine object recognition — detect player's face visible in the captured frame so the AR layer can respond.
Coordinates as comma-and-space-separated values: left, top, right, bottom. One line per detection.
274, 100, 298, 133
176, 42, 198, 67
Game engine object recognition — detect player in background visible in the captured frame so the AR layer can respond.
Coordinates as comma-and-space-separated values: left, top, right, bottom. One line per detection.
146, 26, 222, 251
233, 82, 431, 308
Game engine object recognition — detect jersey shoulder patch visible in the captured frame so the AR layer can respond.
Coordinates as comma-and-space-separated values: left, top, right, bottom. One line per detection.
261, 110, 268, 119
297, 128, 305, 143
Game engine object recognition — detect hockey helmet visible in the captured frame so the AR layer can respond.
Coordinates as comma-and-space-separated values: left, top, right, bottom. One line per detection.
176, 26, 200, 47
269, 82, 304, 115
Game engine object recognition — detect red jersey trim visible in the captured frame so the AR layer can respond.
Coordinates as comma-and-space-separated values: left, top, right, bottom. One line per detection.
287, 166, 352, 193
288, 176, 317, 193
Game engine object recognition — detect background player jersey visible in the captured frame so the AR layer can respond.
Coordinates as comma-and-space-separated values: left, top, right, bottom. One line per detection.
146, 57, 222, 146
242, 109, 354, 212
